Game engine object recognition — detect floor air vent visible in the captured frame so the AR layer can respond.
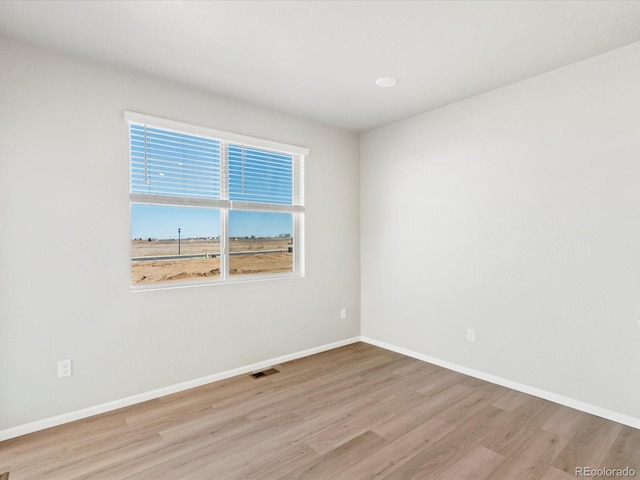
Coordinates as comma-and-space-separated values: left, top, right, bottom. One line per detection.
250, 368, 279, 379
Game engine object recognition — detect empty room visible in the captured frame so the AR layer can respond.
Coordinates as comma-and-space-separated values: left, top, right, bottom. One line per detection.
2, 1, 640, 479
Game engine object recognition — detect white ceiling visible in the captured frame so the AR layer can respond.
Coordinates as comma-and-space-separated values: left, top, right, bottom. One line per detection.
1, 1, 640, 132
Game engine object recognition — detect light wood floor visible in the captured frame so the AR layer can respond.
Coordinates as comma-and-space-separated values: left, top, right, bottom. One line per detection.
1, 342, 639, 479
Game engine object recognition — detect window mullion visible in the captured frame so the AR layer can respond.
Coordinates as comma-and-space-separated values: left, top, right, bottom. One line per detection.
220, 209, 229, 281
220, 141, 229, 280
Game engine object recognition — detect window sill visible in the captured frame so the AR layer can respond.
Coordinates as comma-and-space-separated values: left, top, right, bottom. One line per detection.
130, 271, 304, 292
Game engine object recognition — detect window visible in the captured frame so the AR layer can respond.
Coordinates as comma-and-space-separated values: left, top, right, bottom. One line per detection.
127, 112, 306, 288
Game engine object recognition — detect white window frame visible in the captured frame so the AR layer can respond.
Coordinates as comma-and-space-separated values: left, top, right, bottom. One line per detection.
126, 111, 307, 290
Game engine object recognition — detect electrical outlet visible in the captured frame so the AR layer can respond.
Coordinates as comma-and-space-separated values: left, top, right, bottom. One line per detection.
466, 328, 476, 343
58, 359, 72, 378
340, 308, 347, 320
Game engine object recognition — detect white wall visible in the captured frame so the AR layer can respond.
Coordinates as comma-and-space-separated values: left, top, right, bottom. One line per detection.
0, 36, 360, 431
361, 42, 640, 420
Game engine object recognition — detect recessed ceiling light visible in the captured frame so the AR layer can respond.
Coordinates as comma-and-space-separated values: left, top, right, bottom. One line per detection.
376, 77, 398, 88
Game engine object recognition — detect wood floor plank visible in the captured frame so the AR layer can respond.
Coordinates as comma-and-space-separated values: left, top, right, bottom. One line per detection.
0, 412, 130, 464
594, 426, 640, 478
124, 412, 299, 479
358, 356, 418, 381
413, 368, 468, 397
292, 371, 409, 421
492, 389, 536, 412
488, 429, 568, 480
541, 405, 592, 440
2, 342, 637, 480
158, 407, 252, 443
366, 365, 445, 402
280, 430, 388, 480
551, 415, 623, 475
84, 411, 299, 480
9, 432, 165, 480
382, 405, 511, 480
372, 388, 426, 413
85, 419, 254, 479
167, 453, 247, 480
239, 395, 380, 466
434, 382, 508, 426
437, 445, 505, 480
459, 375, 491, 389
539, 466, 578, 480
127, 451, 248, 480
243, 370, 364, 421
331, 418, 456, 480
268, 344, 397, 387
481, 397, 560, 457
371, 383, 473, 440
229, 444, 319, 480
391, 357, 441, 377
0, 419, 125, 472
304, 397, 395, 455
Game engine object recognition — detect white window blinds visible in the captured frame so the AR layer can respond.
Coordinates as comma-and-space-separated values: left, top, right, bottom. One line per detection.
130, 124, 221, 200
127, 112, 306, 213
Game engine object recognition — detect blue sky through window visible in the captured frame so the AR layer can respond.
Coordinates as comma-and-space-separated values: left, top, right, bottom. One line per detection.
131, 204, 292, 239
229, 210, 292, 238
131, 204, 220, 239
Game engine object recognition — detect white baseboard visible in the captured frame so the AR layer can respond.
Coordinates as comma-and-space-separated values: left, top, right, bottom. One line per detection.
0, 336, 360, 442
4, 335, 638, 442
361, 336, 640, 430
